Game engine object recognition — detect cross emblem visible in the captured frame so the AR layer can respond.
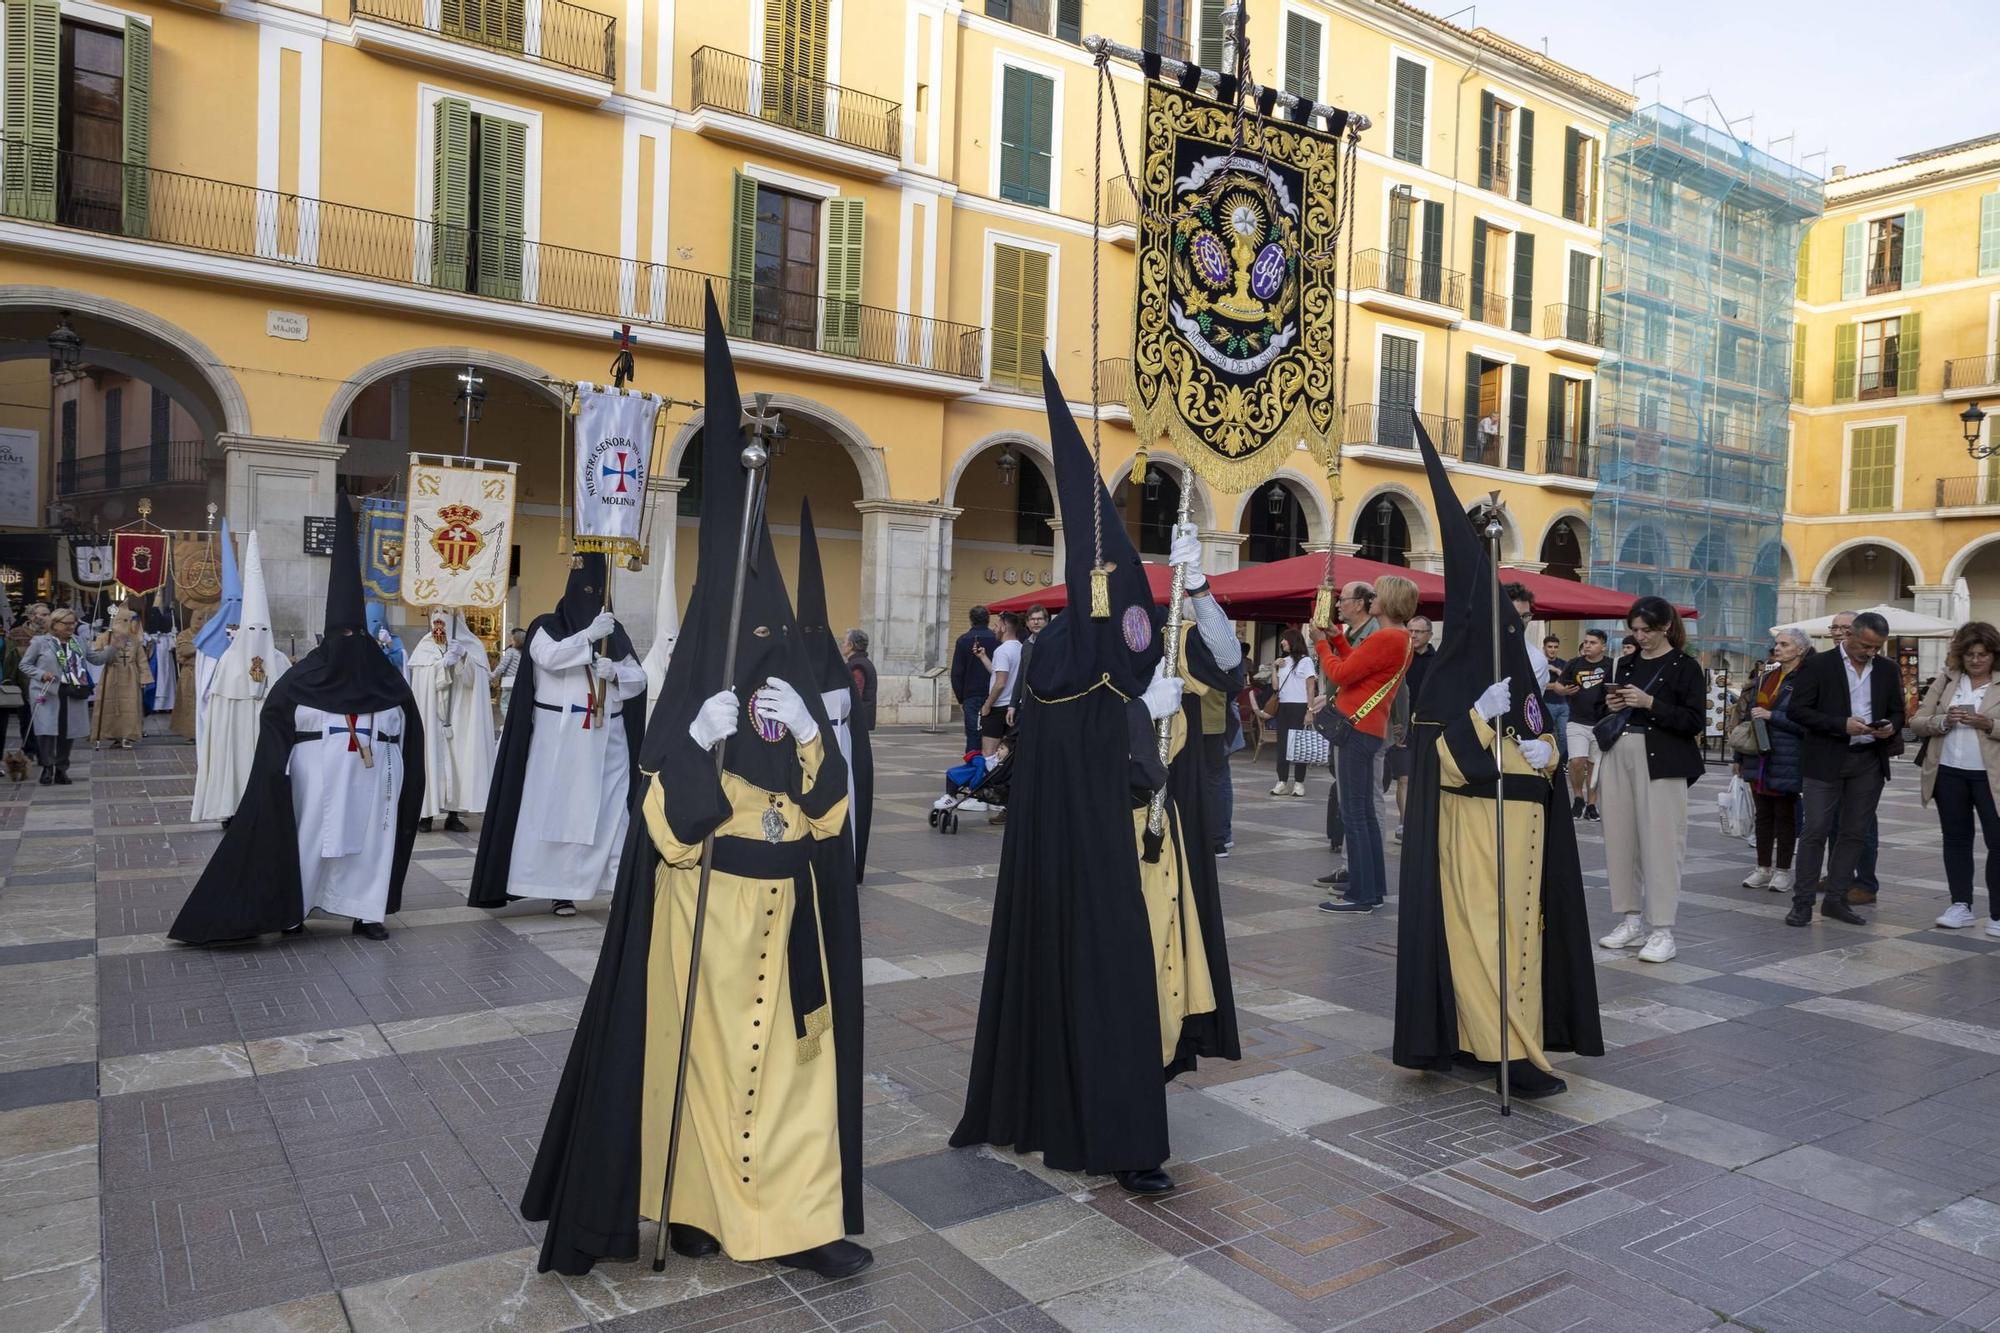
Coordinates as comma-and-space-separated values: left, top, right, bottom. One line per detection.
570, 700, 596, 731
334, 715, 373, 752
601, 450, 640, 495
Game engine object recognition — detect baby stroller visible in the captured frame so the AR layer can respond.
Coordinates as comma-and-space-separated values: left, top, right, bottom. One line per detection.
929, 742, 1015, 834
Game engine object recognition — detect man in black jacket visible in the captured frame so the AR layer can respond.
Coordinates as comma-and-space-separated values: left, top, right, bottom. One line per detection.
950, 606, 998, 754
1783, 610, 1905, 927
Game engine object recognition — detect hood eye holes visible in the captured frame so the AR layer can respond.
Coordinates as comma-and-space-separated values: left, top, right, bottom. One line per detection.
752, 625, 772, 638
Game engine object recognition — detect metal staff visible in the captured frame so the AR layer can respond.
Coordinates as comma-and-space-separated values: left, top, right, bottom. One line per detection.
1484, 505, 1512, 1118
1146, 461, 1195, 840
650, 396, 779, 1271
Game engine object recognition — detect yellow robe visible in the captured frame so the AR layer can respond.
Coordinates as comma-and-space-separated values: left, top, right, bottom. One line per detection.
638, 735, 848, 1261
1436, 709, 1560, 1073
1131, 645, 1218, 1067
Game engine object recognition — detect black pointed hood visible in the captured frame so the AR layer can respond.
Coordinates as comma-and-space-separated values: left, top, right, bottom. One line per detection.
1413, 422, 1543, 736
280, 490, 416, 714
642, 287, 834, 814
550, 553, 634, 662
794, 499, 849, 695
1028, 356, 1163, 701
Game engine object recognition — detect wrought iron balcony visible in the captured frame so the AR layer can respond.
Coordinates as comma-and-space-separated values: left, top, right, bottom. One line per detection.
1541, 437, 1594, 480
1543, 303, 1603, 346
1938, 474, 2000, 509
1344, 403, 1460, 455
0, 140, 983, 381
1469, 288, 1510, 328
58, 439, 209, 497
1944, 353, 2000, 396
1352, 248, 1466, 311
351, 0, 616, 82
689, 47, 901, 159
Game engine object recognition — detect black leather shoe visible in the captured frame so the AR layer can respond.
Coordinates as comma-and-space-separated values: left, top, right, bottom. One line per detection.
36, 768, 52, 786
1821, 897, 1866, 926
52, 771, 70, 785
1315, 868, 1349, 886
444, 812, 469, 832
1784, 900, 1814, 927
417, 817, 434, 833
1114, 1167, 1175, 1194
1506, 1063, 1568, 1099
774, 1239, 873, 1279
352, 921, 390, 941
282, 923, 306, 936
667, 1224, 720, 1258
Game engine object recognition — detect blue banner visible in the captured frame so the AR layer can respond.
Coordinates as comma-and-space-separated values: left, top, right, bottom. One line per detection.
360, 497, 405, 602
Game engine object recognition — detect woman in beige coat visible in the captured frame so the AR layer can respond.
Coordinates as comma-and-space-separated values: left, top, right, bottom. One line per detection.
1911, 621, 2000, 935
89, 607, 152, 748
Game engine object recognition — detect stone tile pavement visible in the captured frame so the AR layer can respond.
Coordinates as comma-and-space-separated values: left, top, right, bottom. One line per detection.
4, 728, 2000, 1331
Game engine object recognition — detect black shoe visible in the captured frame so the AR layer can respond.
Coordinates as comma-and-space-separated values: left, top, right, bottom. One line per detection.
417, 817, 434, 833
282, 923, 306, 936
352, 921, 390, 941
444, 812, 468, 832
667, 1224, 720, 1259
1315, 868, 1349, 887
36, 768, 52, 786
1571, 796, 1586, 819
1319, 900, 1377, 915
773, 1239, 873, 1279
1784, 899, 1814, 927
1821, 897, 1866, 926
1114, 1167, 1175, 1194
1583, 804, 1599, 821
1505, 1063, 1568, 1099
52, 771, 70, 785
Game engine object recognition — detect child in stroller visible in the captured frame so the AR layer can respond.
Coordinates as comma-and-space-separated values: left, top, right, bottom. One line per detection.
930, 737, 1014, 834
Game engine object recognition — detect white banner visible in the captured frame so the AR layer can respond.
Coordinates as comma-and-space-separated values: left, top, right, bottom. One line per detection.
572, 382, 661, 555
0, 428, 37, 528
401, 459, 517, 610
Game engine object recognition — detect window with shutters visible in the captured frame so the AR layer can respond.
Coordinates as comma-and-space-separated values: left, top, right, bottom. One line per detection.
987, 0, 1081, 44
1391, 57, 1425, 166
1846, 424, 1897, 513
1472, 221, 1511, 326
1482, 96, 1514, 197
4, 6, 150, 234
427, 100, 530, 301
442, 0, 526, 55
1866, 216, 1903, 293
1377, 333, 1418, 447
988, 241, 1051, 393
1856, 317, 1900, 400
1561, 128, 1597, 225
1142, 0, 1192, 61
1282, 12, 1320, 101
1981, 193, 2000, 277
762, 0, 830, 133
997, 64, 1055, 208
1791, 325, 1805, 404
752, 186, 820, 350
1197, 0, 1225, 68
57, 21, 123, 232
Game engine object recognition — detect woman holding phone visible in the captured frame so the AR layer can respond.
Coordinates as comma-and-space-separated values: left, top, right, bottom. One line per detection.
1912, 622, 2000, 934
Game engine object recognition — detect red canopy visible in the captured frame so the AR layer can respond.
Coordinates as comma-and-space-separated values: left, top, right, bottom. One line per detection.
986, 562, 1178, 613
1498, 567, 1695, 621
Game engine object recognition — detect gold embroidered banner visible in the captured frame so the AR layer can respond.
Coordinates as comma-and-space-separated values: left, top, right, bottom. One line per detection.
1128, 80, 1342, 493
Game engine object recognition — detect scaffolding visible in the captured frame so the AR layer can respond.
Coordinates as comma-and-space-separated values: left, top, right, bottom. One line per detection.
1594, 104, 1823, 665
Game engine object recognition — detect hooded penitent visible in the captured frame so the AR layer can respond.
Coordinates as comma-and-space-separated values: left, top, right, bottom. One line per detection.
192, 519, 240, 665
408, 607, 496, 819
170, 493, 425, 943
1390, 421, 1602, 1079
209, 531, 287, 703
794, 498, 873, 879
189, 529, 291, 822
519, 287, 863, 1274
950, 356, 1186, 1176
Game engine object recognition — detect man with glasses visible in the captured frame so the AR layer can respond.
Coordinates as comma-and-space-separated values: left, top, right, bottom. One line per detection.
1784, 609, 1904, 926
1824, 611, 1882, 897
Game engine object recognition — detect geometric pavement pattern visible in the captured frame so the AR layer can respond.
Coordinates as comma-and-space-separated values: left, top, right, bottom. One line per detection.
3, 725, 2000, 1330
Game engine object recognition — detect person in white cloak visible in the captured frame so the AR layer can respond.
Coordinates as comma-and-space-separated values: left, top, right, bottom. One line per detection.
407, 607, 496, 832
190, 530, 289, 823
192, 519, 243, 743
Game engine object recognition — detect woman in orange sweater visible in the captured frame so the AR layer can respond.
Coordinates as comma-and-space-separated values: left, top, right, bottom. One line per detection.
1313, 574, 1419, 914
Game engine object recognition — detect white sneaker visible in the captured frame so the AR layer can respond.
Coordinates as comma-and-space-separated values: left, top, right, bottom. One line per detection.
1770, 870, 1794, 893
1271, 782, 1290, 797
1599, 915, 1647, 949
1638, 929, 1678, 963
1988, 918, 2000, 939
1742, 867, 1773, 890
1936, 903, 1977, 930
1292, 781, 1308, 797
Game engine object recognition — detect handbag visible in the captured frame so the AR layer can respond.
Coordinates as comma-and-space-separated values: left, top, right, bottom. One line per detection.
1284, 726, 1330, 768
1594, 656, 1673, 752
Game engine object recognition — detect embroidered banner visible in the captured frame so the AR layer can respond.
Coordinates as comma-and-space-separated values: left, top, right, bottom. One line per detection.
66, 536, 114, 587
359, 498, 405, 602
1128, 80, 1343, 492
401, 460, 515, 610
113, 531, 170, 595
571, 382, 661, 556
170, 531, 221, 610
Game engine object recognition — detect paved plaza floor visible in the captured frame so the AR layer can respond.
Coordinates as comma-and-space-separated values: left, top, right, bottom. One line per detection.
4, 726, 2000, 1331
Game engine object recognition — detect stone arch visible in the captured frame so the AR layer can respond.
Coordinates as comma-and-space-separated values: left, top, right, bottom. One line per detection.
1229, 466, 1331, 546
1470, 503, 1524, 561
1113, 446, 1218, 529
1619, 524, 1667, 568
1350, 482, 1435, 554
1537, 508, 1590, 557
0, 285, 252, 439
945, 430, 1056, 506
664, 393, 889, 503
1944, 532, 2000, 586
1811, 535, 1926, 588
318, 346, 564, 443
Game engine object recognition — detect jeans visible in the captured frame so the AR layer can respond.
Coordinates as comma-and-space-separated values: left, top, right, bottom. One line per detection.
1546, 698, 1571, 761
960, 694, 986, 755
1336, 730, 1386, 904
1752, 790, 1798, 871
1830, 809, 1881, 890
1796, 749, 1885, 902
1201, 733, 1233, 850
1935, 765, 2000, 912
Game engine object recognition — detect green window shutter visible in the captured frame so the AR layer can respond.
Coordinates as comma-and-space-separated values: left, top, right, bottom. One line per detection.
1055, 0, 1081, 44
1018, 248, 1050, 388
1283, 13, 1319, 101
1840, 220, 1863, 301
1832, 321, 1857, 403
1025, 72, 1053, 208
1900, 208, 1924, 289
1791, 324, 1805, 403
1515, 108, 1534, 205
1896, 311, 1920, 395
1796, 231, 1810, 299
1578, 379, 1591, 447
121, 20, 152, 238
1561, 128, 1580, 221
430, 98, 472, 291
990, 245, 1022, 388
474, 115, 527, 301
1419, 201, 1443, 302
1198, 0, 1225, 67
1981, 193, 2000, 276
1477, 91, 1495, 191
1510, 231, 1534, 334
1462, 351, 1482, 458
821, 198, 865, 356
1506, 363, 1529, 470
1469, 219, 1487, 320
1546, 372, 1564, 450
1392, 59, 1425, 165
1850, 425, 1895, 512
998, 66, 1027, 202
727, 171, 758, 337
2, 0, 59, 222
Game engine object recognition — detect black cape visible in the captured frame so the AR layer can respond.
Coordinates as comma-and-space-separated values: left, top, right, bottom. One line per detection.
467, 553, 644, 909
520, 288, 863, 1274
1391, 423, 1602, 1071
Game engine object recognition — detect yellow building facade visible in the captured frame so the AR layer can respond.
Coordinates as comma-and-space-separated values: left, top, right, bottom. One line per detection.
0, 0, 1629, 715
1787, 135, 2000, 650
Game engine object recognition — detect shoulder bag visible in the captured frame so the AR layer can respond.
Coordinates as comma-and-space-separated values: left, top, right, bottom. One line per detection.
1593, 654, 1673, 753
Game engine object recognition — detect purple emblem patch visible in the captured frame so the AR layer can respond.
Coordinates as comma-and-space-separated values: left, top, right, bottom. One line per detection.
1192, 232, 1230, 286
1251, 242, 1286, 299
745, 687, 787, 743
1122, 604, 1153, 654
1524, 692, 1543, 735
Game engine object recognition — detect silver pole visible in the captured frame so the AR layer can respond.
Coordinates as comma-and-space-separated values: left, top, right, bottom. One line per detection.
1147, 463, 1195, 838
1486, 513, 1511, 1118
649, 402, 777, 1271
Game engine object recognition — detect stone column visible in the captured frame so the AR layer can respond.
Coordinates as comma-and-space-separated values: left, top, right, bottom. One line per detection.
1198, 528, 1246, 574
1405, 548, 1445, 574
1509, 560, 1547, 574
1789, 582, 1830, 623
1047, 516, 1064, 582
609, 476, 685, 652
1775, 581, 1814, 627
221, 434, 345, 644
855, 499, 961, 725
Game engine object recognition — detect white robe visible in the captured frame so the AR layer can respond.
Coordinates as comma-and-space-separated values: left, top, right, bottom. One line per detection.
505, 626, 647, 902
150, 634, 176, 712
293, 704, 407, 923
193, 654, 220, 742
407, 637, 497, 817
191, 688, 265, 822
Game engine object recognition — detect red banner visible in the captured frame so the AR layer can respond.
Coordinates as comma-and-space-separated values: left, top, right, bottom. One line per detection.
113, 531, 170, 595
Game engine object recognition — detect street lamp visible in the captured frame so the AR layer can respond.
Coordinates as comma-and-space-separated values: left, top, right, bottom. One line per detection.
1265, 482, 1287, 518
47, 314, 83, 387
1961, 401, 1996, 459
1143, 462, 1160, 503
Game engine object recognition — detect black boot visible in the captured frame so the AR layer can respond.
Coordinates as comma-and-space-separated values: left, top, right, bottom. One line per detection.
1114, 1167, 1175, 1194
774, 1239, 873, 1280
352, 920, 390, 941
667, 1224, 720, 1258
443, 812, 468, 832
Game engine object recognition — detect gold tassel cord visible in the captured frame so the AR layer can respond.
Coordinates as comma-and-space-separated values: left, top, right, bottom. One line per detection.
1311, 585, 1335, 632
1089, 566, 1111, 619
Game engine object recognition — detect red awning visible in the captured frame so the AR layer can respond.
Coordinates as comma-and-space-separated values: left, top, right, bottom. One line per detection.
1495, 568, 1698, 621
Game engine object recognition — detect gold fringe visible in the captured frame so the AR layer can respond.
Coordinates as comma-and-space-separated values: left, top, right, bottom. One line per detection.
1089, 566, 1110, 619
571, 536, 642, 557
794, 1004, 832, 1065
1126, 392, 1334, 496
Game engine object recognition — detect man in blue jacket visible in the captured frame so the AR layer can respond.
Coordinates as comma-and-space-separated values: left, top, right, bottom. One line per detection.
950, 605, 998, 754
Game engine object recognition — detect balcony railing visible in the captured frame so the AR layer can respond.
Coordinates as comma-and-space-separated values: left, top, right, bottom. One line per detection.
1, 140, 983, 380
1939, 474, 2000, 508
1945, 354, 2000, 394
1353, 248, 1466, 310
1866, 262, 1901, 295
1541, 437, 1594, 480
1543, 303, 1602, 346
1469, 288, 1509, 327
351, 0, 616, 81
986, 0, 1080, 43
689, 46, 901, 158
58, 439, 208, 496
1344, 403, 1460, 455
1103, 176, 1139, 230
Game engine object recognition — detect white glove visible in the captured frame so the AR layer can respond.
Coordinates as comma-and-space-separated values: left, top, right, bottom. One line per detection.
754, 676, 819, 744
585, 610, 618, 641
688, 690, 738, 750
1142, 663, 1184, 721
1475, 677, 1512, 722
592, 657, 620, 681
443, 645, 466, 667
1519, 737, 1555, 770
1167, 522, 1206, 590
